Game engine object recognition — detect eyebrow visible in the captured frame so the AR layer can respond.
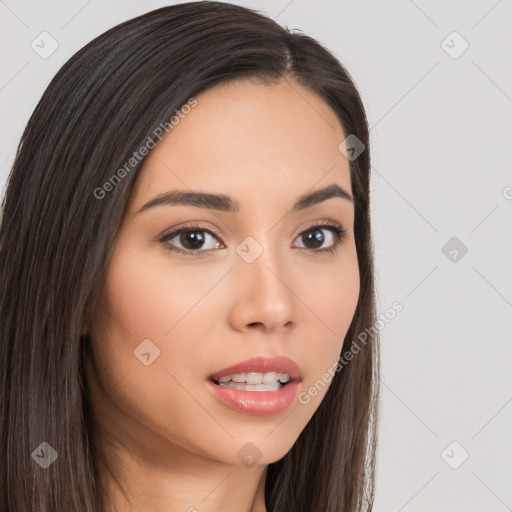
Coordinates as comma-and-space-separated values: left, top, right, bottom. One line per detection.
135, 183, 353, 215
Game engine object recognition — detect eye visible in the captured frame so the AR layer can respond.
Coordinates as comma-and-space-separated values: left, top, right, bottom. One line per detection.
293, 221, 347, 255
159, 223, 223, 256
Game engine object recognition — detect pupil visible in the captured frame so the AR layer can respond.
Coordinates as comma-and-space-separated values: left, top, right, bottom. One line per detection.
304, 229, 324, 249
181, 230, 204, 250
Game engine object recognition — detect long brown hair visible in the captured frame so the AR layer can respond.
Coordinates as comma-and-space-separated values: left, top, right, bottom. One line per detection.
0, 2, 380, 510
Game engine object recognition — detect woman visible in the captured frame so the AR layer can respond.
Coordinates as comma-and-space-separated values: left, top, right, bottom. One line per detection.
0, 2, 380, 511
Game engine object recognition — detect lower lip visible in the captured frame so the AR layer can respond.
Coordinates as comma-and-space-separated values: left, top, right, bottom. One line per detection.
206, 379, 301, 416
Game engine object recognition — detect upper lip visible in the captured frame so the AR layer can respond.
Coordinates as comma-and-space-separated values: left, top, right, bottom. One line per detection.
209, 356, 302, 382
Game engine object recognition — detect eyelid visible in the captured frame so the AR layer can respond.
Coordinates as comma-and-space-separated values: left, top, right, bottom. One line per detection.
161, 221, 222, 240
297, 218, 343, 233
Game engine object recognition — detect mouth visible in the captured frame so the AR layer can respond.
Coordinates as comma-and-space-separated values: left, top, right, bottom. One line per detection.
206, 356, 302, 416
208, 355, 302, 390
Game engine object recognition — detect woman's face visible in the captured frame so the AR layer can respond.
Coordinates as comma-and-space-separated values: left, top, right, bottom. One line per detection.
86, 78, 360, 467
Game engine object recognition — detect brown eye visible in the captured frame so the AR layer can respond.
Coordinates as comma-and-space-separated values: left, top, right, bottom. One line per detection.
160, 226, 223, 255
293, 223, 347, 254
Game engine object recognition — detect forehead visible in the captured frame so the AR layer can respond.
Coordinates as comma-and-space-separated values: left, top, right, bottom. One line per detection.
128, 78, 352, 211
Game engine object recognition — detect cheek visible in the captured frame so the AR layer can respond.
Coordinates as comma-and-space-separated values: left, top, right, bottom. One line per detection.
294, 249, 360, 402
86, 243, 227, 449
88, 234, 233, 385
305, 260, 360, 330
97, 238, 217, 345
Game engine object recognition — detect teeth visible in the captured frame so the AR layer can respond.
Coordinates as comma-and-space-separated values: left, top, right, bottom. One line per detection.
219, 382, 282, 392
262, 372, 278, 384
248, 372, 264, 385
215, 372, 290, 385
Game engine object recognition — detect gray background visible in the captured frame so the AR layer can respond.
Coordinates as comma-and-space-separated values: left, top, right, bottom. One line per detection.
1, 1, 511, 510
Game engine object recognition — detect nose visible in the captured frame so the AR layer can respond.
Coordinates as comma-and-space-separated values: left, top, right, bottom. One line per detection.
228, 247, 295, 334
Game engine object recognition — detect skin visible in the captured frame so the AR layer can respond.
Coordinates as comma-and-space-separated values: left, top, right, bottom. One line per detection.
84, 77, 360, 512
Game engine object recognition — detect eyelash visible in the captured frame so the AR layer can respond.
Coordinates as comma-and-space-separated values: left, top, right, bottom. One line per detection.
158, 220, 348, 257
